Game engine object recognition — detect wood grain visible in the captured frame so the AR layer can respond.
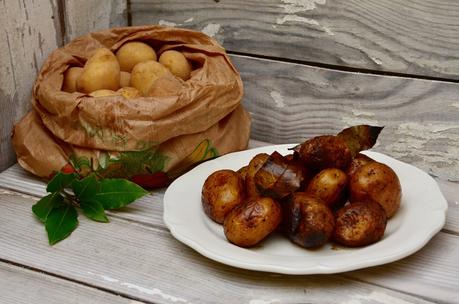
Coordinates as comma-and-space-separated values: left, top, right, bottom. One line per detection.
229, 54, 459, 182
0, 190, 440, 304
0, 262, 137, 304
0, 0, 62, 172
63, 0, 127, 43
131, 0, 459, 80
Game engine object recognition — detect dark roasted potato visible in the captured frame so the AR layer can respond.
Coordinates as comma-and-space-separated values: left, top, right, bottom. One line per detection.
237, 165, 248, 181
299, 135, 352, 171
255, 151, 303, 199
202, 169, 245, 224
349, 162, 401, 218
245, 153, 270, 200
333, 201, 387, 247
224, 197, 282, 247
283, 193, 335, 248
306, 168, 348, 210
346, 153, 375, 178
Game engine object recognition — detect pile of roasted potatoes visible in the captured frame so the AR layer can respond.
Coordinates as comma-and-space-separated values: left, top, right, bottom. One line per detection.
201, 125, 402, 249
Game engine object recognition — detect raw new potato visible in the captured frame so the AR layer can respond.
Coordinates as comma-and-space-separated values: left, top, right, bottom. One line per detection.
120, 71, 131, 87
89, 89, 119, 97
224, 197, 282, 247
77, 48, 120, 94
62, 67, 83, 93
159, 50, 192, 80
131, 60, 169, 96
117, 87, 141, 99
350, 162, 402, 218
116, 41, 157, 72
202, 170, 245, 224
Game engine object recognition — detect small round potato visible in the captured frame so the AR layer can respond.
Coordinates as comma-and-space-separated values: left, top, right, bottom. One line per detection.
130, 60, 169, 96
350, 162, 401, 218
306, 168, 348, 210
245, 153, 269, 200
159, 50, 192, 80
116, 41, 157, 72
117, 87, 141, 99
346, 153, 375, 178
77, 48, 120, 93
299, 135, 352, 171
120, 71, 131, 87
202, 169, 245, 224
224, 197, 282, 247
333, 201, 387, 247
89, 89, 119, 97
237, 165, 248, 181
283, 193, 335, 248
62, 67, 83, 93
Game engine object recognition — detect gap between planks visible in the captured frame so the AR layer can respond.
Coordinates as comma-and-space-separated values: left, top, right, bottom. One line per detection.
228, 50, 459, 84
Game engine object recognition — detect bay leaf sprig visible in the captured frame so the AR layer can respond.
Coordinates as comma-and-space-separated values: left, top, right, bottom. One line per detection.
32, 172, 148, 245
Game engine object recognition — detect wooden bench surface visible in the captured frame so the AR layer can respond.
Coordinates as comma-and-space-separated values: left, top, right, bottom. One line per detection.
1, 1, 459, 303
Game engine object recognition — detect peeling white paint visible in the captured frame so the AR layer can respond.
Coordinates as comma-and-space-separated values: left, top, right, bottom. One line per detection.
121, 282, 188, 303
398, 122, 458, 133
372, 57, 383, 65
351, 109, 376, 117
342, 115, 379, 127
129, 301, 145, 304
450, 102, 459, 109
184, 17, 194, 23
270, 91, 286, 108
276, 15, 319, 26
346, 291, 417, 304
159, 20, 179, 27
280, 0, 326, 14
100, 275, 119, 283
202, 23, 221, 37
0, 189, 39, 201
249, 299, 280, 304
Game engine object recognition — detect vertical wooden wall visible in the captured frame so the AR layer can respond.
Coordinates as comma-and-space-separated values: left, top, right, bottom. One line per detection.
0, 0, 127, 172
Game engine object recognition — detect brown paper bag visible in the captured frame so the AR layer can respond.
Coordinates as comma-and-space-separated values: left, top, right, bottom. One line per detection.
12, 26, 251, 188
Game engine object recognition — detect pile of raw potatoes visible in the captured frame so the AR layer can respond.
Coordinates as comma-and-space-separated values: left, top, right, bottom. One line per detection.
62, 41, 191, 97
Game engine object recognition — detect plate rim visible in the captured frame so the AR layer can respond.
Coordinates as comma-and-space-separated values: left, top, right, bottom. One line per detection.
163, 144, 448, 275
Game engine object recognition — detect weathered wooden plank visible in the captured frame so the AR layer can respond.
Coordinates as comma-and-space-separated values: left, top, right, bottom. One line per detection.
228, 55, 459, 182
0, 262, 137, 304
131, 0, 459, 80
0, 0, 62, 172
63, 0, 128, 43
0, 190, 440, 304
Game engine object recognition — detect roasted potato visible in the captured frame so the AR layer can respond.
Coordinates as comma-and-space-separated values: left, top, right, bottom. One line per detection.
245, 153, 269, 200
62, 67, 83, 93
283, 193, 335, 248
237, 165, 248, 181
224, 197, 282, 247
202, 170, 245, 224
346, 153, 375, 178
299, 135, 352, 171
77, 48, 120, 93
159, 50, 192, 80
349, 162, 401, 218
116, 41, 157, 72
306, 168, 348, 210
333, 201, 387, 247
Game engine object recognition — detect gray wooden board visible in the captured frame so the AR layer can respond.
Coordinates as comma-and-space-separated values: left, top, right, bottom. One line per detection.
131, 0, 459, 80
0, 190, 442, 304
0, 0, 62, 172
0, 262, 139, 304
228, 54, 459, 182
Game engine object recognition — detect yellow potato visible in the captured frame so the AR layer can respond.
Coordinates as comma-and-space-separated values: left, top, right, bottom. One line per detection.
117, 87, 141, 99
77, 48, 120, 93
159, 50, 192, 80
116, 41, 157, 72
130, 60, 169, 96
89, 89, 119, 97
62, 67, 83, 93
120, 71, 131, 87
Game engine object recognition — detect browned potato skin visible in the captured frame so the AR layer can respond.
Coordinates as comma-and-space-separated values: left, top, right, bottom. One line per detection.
306, 168, 348, 210
333, 201, 387, 247
346, 153, 375, 178
283, 193, 335, 248
245, 153, 269, 200
350, 162, 401, 218
224, 197, 282, 247
299, 135, 352, 171
202, 170, 245, 224
237, 165, 248, 181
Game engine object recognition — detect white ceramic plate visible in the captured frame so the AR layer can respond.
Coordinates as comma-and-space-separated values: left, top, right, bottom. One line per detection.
163, 144, 448, 274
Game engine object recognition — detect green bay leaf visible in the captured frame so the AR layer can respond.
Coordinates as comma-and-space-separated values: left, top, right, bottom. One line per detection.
32, 193, 64, 223
45, 205, 78, 245
80, 200, 109, 223
72, 174, 99, 201
47, 172, 78, 193
96, 179, 148, 209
